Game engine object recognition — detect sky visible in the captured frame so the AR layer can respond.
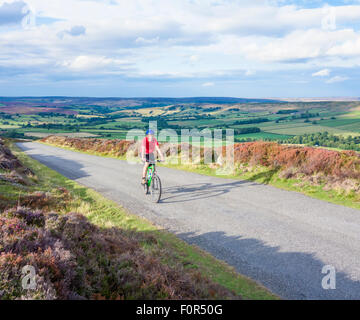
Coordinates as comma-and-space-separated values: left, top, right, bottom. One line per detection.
0, 0, 360, 98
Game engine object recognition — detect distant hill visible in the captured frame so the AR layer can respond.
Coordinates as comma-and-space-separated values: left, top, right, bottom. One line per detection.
273, 97, 360, 102
0, 96, 281, 104
123, 97, 281, 104
0, 96, 282, 114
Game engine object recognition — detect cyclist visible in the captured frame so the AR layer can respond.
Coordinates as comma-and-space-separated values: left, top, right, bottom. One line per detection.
141, 129, 164, 185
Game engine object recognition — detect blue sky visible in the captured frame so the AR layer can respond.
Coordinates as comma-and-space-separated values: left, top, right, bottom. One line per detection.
0, 0, 360, 98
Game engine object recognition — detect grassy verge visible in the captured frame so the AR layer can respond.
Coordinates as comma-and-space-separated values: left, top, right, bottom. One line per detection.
11, 142, 278, 300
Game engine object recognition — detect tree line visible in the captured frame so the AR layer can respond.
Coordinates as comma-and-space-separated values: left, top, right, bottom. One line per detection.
282, 132, 360, 152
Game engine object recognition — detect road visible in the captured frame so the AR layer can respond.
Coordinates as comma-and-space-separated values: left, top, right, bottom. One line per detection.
18, 142, 360, 300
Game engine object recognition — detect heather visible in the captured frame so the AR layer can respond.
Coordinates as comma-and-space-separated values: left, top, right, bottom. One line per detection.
42, 135, 132, 158
232, 141, 360, 184
0, 137, 70, 211
0, 207, 237, 300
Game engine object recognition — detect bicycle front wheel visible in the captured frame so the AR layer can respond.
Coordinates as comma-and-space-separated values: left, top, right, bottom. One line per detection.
150, 174, 162, 203
143, 181, 149, 195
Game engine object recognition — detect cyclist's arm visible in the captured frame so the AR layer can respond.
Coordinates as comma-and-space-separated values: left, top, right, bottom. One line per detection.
140, 145, 146, 161
155, 145, 164, 161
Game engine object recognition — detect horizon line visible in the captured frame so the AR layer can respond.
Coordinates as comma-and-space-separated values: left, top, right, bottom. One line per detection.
0, 95, 359, 101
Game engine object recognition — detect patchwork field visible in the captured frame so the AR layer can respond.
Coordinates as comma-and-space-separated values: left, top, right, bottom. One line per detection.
0, 97, 359, 151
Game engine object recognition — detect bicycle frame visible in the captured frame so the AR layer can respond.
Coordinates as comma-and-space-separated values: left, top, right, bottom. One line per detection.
146, 164, 156, 187
143, 160, 162, 203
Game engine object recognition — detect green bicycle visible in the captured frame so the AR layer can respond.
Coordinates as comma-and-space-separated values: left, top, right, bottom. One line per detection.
143, 160, 162, 203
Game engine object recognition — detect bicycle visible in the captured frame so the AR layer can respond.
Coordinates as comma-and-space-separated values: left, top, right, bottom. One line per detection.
143, 160, 162, 203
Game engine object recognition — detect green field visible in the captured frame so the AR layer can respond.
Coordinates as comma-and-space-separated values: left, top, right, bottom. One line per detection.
236, 132, 292, 141
0, 97, 359, 151
261, 122, 350, 135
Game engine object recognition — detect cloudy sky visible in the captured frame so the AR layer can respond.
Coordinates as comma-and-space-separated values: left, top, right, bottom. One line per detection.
1, 0, 360, 97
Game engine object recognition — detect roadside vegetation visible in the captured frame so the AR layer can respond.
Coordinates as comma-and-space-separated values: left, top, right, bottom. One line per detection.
41, 136, 360, 210
0, 138, 276, 300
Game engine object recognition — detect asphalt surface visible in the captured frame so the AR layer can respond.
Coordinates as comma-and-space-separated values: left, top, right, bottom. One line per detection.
18, 142, 360, 300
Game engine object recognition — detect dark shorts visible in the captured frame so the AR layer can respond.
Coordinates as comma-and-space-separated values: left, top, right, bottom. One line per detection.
145, 153, 155, 164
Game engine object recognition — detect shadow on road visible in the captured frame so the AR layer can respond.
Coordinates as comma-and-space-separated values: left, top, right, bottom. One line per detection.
17, 143, 89, 180
161, 180, 255, 203
176, 230, 360, 300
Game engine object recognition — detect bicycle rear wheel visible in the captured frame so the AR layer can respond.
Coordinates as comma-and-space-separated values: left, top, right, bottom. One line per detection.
150, 174, 162, 203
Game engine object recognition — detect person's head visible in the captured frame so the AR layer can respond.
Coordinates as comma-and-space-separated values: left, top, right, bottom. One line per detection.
146, 129, 155, 140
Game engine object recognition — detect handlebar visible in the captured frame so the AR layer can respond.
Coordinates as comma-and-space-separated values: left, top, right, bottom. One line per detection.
141, 159, 164, 164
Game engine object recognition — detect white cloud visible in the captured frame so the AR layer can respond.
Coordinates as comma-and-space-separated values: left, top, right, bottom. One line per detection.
236, 28, 360, 63
326, 76, 349, 83
312, 69, 330, 77
327, 37, 360, 57
135, 36, 160, 45
61, 55, 130, 72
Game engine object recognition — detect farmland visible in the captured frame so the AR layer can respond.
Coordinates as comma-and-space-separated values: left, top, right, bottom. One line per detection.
0, 97, 359, 151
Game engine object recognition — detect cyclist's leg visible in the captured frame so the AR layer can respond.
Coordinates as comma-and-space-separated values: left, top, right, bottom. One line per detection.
142, 154, 150, 184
